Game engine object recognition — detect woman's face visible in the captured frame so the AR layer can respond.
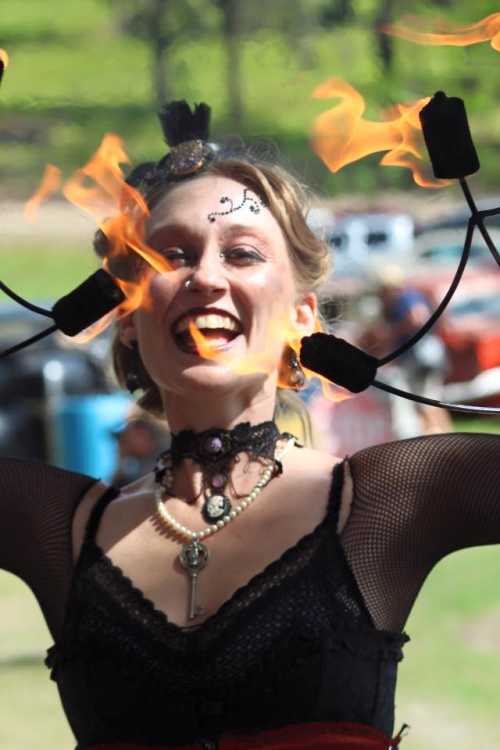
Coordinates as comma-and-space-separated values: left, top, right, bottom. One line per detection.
120, 175, 316, 399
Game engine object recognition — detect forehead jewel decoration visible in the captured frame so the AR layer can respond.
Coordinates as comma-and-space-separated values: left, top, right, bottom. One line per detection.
208, 189, 265, 223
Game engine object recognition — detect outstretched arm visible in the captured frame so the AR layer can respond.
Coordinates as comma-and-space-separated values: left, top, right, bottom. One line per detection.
341, 433, 500, 632
0, 457, 97, 639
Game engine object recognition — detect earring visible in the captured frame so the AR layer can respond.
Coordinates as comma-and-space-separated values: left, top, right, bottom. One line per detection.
279, 345, 306, 390
125, 368, 142, 394
125, 342, 146, 394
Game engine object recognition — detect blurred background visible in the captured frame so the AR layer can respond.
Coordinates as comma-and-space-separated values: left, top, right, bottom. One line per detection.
1, 1, 499, 748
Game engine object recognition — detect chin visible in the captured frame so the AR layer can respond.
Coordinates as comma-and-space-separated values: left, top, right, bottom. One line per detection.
166, 360, 270, 398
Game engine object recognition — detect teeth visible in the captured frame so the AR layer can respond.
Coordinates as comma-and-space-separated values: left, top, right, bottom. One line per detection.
174, 314, 240, 334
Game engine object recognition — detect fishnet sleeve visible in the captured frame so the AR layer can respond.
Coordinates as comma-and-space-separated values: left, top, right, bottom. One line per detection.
341, 433, 500, 633
0, 457, 97, 640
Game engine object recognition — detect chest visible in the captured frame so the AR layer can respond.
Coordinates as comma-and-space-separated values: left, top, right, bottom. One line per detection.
92, 469, 337, 628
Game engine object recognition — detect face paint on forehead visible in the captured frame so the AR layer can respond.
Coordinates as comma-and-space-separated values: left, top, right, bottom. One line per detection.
207, 188, 265, 223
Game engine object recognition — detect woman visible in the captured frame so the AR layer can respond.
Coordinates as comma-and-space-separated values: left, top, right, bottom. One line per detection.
1, 102, 499, 750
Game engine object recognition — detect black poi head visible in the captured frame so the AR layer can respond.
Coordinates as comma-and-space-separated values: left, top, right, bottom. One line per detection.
52, 269, 125, 336
419, 91, 480, 179
300, 332, 378, 393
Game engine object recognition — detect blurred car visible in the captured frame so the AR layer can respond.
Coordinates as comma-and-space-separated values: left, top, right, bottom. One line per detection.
411, 228, 499, 270
0, 303, 113, 461
407, 270, 500, 406
309, 210, 415, 303
329, 212, 414, 265
417, 196, 500, 234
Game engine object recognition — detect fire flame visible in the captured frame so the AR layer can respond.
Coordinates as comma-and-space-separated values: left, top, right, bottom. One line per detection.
311, 78, 449, 188
0, 49, 9, 84
25, 133, 177, 337
61, 134, 171, 280
382, 13, 500, 51
187, 318, 353, 404
24, 165, 61, 221
187, 317, 301, 378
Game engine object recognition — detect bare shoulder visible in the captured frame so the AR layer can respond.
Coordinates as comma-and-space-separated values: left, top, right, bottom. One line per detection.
286, 444, 343, 475
71, 472, 154, 563
287, 445, 354, 531
282, 444, 344, 497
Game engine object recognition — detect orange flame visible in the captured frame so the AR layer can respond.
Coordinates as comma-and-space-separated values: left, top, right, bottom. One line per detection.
382, 13, 500, 51
24, 134, 176, 339
187, 318, 354, 404
67, 265, 150, 345
62, 133, 170, 278
311, 78, 449, 189
24, 165, 62, 221
187, 318, 293, 377
0, 49, 8, 85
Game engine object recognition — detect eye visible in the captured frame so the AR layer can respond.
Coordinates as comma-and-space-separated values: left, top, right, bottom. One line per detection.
160, 247, 193, 268
223, 246, 265, 265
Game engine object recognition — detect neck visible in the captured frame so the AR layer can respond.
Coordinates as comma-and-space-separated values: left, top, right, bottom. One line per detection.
161, 378, 278, 434
159, 381, 281, 501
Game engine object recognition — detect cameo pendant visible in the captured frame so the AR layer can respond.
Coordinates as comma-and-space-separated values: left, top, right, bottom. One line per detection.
202, 493, 232, 524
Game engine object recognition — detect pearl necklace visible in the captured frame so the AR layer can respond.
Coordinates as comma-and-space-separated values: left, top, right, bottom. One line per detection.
154, 437, 295, 621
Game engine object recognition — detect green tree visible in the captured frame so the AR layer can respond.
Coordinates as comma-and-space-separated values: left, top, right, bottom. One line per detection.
214, 0, 244, 127
106, 0, 211, 106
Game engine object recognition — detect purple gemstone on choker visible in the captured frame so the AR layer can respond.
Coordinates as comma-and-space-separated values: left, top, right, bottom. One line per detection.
211, 473, 226, 489
205, 436, 223, 454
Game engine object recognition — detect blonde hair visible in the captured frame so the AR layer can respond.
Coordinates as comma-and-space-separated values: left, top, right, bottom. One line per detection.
101, 157, 330, 444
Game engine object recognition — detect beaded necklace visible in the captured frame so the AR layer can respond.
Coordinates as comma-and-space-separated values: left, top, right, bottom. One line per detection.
155, 421, 289, 524
153, 431, 295, 621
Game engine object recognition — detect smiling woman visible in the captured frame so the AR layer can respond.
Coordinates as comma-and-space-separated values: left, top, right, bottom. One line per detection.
93, 112, 329, 419
1, 101, 500, 750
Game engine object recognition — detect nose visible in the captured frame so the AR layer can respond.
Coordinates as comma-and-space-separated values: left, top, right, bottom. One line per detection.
185, 248, 228, 295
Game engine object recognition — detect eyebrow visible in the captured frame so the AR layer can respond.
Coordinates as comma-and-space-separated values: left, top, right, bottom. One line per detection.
147, 223, 202, 246
220, 224, 271, 243
148, 222, 271, 246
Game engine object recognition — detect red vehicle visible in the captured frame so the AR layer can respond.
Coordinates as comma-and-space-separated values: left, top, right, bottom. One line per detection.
408, 268, 500, 406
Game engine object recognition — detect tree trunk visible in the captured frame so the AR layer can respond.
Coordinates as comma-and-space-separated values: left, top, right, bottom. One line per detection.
149, 0, 170, 107
374, 0, 395, 73
152, 36, 169, 106
220, 0, 243, 128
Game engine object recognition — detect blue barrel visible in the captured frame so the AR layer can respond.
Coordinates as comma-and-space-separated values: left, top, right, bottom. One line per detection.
53, 393, 133, 481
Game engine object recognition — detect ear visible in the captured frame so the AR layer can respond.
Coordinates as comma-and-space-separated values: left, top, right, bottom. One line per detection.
292, 292, 317, 338
118, 311, 138, 347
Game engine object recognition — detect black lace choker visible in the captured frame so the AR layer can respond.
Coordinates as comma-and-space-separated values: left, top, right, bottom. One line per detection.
170, 421, 282, 465
154, 421, 294, 524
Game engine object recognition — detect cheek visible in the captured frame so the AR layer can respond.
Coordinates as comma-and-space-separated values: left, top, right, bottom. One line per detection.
248, 262, 295, 305
132, 275, 178, 349
140, 273, 177, 319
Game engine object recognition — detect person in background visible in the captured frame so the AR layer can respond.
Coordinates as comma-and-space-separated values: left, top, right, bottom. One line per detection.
365, 264, 452, 435
112, 414, 169, 486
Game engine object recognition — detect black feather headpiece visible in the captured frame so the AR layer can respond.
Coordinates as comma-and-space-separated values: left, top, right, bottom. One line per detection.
154, 100, 215, 180
158, 100, 211, 146
123, 100, 215, 197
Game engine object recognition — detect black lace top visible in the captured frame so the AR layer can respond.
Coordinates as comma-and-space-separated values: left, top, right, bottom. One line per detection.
1, 433, 499, 749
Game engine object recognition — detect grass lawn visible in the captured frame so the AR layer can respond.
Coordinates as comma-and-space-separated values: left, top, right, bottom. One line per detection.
0, 240, 99, 302
2, 1, 500, 195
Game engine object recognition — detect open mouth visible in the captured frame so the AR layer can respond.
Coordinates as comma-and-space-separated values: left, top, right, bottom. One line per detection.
172, 310, 243, 354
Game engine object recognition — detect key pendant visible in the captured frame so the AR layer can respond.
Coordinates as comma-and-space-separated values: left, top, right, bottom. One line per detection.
179, 540, 209, 620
